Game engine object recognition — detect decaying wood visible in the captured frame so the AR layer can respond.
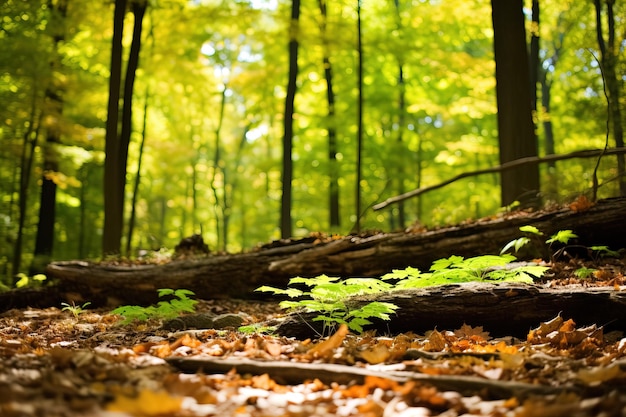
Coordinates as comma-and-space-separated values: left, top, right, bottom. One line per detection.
34, 196, 626, 309
273, 282, 626, 339
166, 355, 586, 399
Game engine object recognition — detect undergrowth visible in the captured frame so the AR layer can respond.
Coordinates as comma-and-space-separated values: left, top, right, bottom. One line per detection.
111, 289, 198, 325
257, 253, 548, 334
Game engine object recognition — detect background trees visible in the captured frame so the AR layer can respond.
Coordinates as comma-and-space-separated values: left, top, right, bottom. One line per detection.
1, 0, 623, 281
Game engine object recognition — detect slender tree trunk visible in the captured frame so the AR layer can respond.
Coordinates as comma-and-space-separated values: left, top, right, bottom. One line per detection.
126, 87, 149, 256
78, 163, 88, 259
117, 0, 146, 250
103, 0, 128, 256
393, 0, 406, 229
223, 124, 250, 251
594, 0, 625, 196
13, 91, 42, 276
31, 0, 68, 274
281, 0, 300, 239
354, 0, 364, 233
210, 87, 227, 250
317, 0, 340, 229
491, 0, 540, 207
528, 0, 539, 130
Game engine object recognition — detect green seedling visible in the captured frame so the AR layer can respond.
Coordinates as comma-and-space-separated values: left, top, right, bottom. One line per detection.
382, 254, 547, 288
61, 301, 91, 318
15, 273, 47, 288
574, 267, 597, 279
502, 226, 578, 261
257, 275, 398, 334
111, 288, 198, 325
503, 226, 620, 263
238, 324, 277, 335
257, 254, 546, 335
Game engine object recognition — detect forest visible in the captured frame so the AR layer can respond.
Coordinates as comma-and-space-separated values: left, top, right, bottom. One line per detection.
1, 0, 625, 284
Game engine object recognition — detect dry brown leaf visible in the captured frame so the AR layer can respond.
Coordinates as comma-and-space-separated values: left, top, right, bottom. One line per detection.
569, 195, 594, 212
559, 319, 576, 333
424, 329, 446, 352
454, 323, 490, 341
264, 341, 282, 357
308, 324, 349, 357
359, 343, 391, 364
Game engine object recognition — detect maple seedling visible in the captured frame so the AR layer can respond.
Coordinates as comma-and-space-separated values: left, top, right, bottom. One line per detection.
502, 226, 619, 263
257, 275, 398, 335
257, 254, 545, 335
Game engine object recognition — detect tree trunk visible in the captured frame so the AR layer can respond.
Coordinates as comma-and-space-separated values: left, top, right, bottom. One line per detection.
393, 0, 406, 229
126, 86, 150, 256
317, 0, 340, 229
594, 0, 626, 196
281, 0, 300, 239
42, 197, 626, 309
13, 95, 42, 276
103, 0, 128, 256
31, 0, 68, 274
118, 0, 146, 249
354, 0, 364, 233
491, 0, 540, 207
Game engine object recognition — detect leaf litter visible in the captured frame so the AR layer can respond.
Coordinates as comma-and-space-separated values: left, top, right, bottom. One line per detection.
1, 288, 625, 416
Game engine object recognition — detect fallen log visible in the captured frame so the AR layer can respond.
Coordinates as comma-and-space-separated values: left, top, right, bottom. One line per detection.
32, 196, 626, 309
273, 282, 626, 339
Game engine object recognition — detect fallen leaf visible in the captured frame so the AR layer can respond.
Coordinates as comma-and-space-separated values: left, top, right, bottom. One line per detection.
106, 389, 182, 415
454, 324, 490, 341
308, 324, 349, 358
577, 362, 626, 384
359, 343, 391, 364
424, 329, 446, 352
264, 341, 282, 357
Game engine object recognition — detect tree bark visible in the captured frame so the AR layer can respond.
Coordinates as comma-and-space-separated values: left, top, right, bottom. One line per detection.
103, 0, 128, 256
281, 0, 300, 239
491, 0, 540, 207
31, 0, 68, 274
41, 197, 626, 309
594, 0, 625, 196
317, 0, 340, 229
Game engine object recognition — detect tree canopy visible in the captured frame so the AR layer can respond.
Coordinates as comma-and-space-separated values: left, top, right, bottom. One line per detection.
0, 0, 624, 279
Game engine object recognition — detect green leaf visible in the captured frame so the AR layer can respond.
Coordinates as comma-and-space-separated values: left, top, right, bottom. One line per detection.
290, 275, 340, 287
430, 255, 464, 271
519, 225, 543, 235
590, 246, 620, 258
546, 230, 577, 245
343, 278, 393, 293
256, 286, 304, 298
15, 274, 29, 288
347, 317, 372, 333
157, 288, 175, 297
381, 266, 421, 280
501, 237, 530, 254
574, 267, 596, 279
173, 289, 195, 299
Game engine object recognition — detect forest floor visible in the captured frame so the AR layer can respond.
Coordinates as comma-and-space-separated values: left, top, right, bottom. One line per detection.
1, 256, 626, 416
